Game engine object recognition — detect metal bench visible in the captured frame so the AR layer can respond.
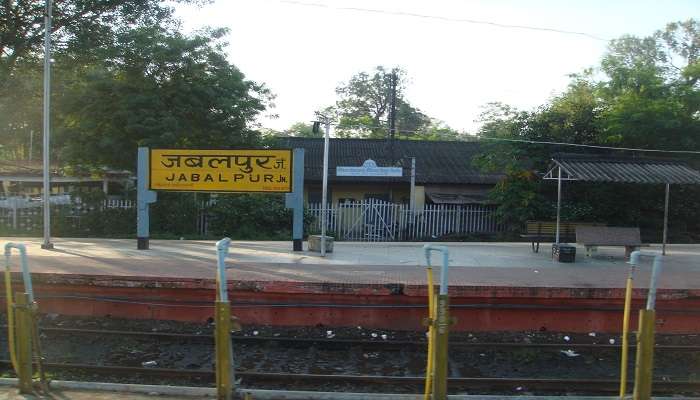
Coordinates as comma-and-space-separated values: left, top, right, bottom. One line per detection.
521, 221, 602, 253
575, 226, 644, 258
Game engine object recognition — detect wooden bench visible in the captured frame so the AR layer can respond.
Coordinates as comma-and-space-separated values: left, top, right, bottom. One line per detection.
575, 226, 643, 258
521, 221, 603, 253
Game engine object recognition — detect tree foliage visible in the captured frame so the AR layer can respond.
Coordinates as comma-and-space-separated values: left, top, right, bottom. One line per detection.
476, 19, 700, 239
0, 1, 269, 171
285, 122, 322, 138
326, 66, 461, 140
0, 0, 200, 76
54, 27, 269, 169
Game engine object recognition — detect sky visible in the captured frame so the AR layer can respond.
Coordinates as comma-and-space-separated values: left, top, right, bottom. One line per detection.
174, 0, 698, 134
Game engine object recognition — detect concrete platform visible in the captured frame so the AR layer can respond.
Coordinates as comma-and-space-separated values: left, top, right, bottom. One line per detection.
2, 238, 700, 333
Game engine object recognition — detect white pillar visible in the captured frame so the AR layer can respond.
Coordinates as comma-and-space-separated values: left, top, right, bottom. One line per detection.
555, 166, 562, 245
662, 183, 670, 255
320, 121, 330, 257
409, 157, 416, 213
41, 0, 54, 250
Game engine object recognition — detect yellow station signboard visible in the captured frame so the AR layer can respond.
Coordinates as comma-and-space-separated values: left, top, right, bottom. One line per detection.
149, 149, 292, 193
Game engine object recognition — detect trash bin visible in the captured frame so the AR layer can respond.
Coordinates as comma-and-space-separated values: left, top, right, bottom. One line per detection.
552, 243, 576, 263
308, 235, 334, 253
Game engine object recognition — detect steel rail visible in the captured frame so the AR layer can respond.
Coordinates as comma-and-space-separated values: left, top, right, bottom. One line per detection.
0, 360, 699, 394
3, 294, 700, 315
25, 326, 700, 351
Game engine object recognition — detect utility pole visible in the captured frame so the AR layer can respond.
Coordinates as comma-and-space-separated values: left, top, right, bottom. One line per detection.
29, 130, 33, 162
388, 69, 397, 164
315, 114, 331, 257
410, 157, 416, 213
41, 0, 53, 250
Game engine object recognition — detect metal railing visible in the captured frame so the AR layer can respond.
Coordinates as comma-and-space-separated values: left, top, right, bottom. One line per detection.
307, 201, 503, 241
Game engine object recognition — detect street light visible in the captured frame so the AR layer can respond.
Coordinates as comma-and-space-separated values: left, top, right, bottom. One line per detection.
41, 0, 53, 250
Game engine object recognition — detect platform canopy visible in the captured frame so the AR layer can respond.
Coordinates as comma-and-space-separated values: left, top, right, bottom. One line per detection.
543, 154, 700, 255
545, 155, 700, 184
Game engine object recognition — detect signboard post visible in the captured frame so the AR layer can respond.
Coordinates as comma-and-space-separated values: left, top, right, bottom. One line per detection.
137, 148, 157, 250
137, 148, 300, 250
285, 149, 305, 251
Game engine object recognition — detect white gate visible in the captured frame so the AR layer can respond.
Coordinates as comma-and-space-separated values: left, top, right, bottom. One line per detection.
308, 201, 502, 241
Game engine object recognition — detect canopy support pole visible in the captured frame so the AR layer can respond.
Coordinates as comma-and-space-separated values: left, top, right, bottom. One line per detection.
556, 166, 562, 245
662, 183, 670, 256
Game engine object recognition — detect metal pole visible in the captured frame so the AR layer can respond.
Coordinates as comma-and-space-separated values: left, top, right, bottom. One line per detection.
555, 166, 562, 245
662, 183, 669, 255
410, 157, 416, 214
646, 254, 663, 311
215, 238, 231, 302
423, 267, 435, 400
424, 245, 450, 400
15, 293, 33, 394
41, 0, 53, 250
388, 70, 397, 163
320, 121, 330, 257
215, 300, 233, 400
619, 258, 636, 399
631, 251, 663, 400
214, 238, 234, 399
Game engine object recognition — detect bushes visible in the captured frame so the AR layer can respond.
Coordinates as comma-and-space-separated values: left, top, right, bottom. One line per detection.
207, 194, 294, 240
150, 193, 201, 238
0, 193, 311, 240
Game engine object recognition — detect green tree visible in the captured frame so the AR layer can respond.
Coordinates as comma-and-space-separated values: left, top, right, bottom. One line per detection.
476, 19, 700, 238
328, 66, 452, 139
597, 21, 700, 150
285, 122, 322, 138
53, 27, 270, 170
0, 0, 196, 77
0, 0, 206, 162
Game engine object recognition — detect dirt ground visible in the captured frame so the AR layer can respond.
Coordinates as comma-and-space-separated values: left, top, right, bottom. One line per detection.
0, 387, 197, 400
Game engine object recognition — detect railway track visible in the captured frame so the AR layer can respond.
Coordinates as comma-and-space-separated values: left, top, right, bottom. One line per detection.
2, 325, 700, 395
33, 326, 700, 351
1, 360, 699, 395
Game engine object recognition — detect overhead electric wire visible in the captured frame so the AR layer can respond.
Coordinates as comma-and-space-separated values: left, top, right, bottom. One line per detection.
277, 0, 609, 42
299, 123, 700, 155
477, 137, 700, 155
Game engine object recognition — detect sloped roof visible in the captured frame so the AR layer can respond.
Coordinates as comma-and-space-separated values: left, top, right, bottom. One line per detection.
550, 154, 700, 184
0, 160, 130, 178
278, 137, 503, 185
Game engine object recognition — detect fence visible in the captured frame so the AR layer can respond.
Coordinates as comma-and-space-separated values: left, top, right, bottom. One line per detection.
307, 200, 503, 241
0, 199, 136, 231
1, 198, 504, 240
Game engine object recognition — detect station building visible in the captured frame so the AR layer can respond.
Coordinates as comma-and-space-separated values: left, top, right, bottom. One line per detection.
0, 160, 131, 198
277, 137, 504, 207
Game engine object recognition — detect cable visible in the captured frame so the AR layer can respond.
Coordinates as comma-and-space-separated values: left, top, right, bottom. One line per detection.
478, 137, 700, 155
288, 123, 700, 155
277, 0, 609, 42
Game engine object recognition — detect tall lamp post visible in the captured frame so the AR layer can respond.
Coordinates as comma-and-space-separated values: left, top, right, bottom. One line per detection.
41, 0, 54, 249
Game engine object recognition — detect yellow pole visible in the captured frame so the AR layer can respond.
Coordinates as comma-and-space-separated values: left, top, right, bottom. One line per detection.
424, 267, 435, 400
4, 266, 18, 373
633, 309, 655, 400
215, 301, 233, 400
30, 302, 48, 392
620, 266, 634, 399
432, 294, 450, 400
15, 292, 33, 394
